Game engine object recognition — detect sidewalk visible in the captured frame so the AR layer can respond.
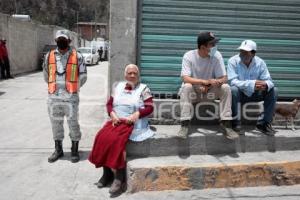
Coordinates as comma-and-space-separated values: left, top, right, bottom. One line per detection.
0, 62, 300, 200
0, 63, 110, 200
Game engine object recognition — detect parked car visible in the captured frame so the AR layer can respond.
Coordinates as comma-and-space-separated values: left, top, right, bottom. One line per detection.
77, 47, 99, 65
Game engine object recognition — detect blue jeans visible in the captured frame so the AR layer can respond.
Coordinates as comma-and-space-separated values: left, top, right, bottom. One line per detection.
231, 86, 277, 126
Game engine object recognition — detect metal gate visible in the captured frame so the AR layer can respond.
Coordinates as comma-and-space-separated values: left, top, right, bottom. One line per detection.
138, 0, 300, 99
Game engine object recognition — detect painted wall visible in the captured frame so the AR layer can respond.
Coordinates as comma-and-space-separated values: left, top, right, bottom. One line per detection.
0, 13, 79, 75
109, 0, 138, 88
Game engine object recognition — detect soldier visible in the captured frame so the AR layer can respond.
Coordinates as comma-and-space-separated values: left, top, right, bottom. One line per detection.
43, 30, 87, 163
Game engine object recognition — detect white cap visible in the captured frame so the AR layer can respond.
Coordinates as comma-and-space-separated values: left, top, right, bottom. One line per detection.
55, 30, 70, 40
237, 40, 257, 51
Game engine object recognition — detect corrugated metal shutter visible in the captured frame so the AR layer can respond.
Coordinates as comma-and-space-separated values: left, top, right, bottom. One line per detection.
138, 0, 300, 99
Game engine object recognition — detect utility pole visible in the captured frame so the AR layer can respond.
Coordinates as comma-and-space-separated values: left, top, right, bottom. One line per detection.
76, 11, 79, 34
14, 0, 18, 13
94, 8, 97, 40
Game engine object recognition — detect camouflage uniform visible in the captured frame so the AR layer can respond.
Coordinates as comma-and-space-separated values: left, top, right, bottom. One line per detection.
43, 48, 87, 142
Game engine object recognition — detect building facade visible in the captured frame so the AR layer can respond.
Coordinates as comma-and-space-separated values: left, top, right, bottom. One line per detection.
110, 0, 300, 99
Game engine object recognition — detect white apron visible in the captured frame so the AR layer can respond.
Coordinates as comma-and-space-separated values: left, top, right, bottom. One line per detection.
113, 82, 154, 141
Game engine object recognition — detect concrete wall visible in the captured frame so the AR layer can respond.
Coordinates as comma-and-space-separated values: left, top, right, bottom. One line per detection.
0, 13, 79, 75
109, 0, 138, 88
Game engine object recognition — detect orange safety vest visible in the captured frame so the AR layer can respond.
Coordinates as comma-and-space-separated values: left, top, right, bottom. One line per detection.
48, 49, 79, 94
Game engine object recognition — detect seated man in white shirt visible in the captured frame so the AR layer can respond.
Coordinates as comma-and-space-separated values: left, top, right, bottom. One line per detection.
227, 40, 277, 135
178, 32, 239, 140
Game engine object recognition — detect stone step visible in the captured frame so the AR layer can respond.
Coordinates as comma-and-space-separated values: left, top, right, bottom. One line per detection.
126, 150, 300, 193
126, 125, 300, 157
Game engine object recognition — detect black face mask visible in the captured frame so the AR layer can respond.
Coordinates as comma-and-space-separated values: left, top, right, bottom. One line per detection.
240, 54, 253, 64
56, 40, 69, 50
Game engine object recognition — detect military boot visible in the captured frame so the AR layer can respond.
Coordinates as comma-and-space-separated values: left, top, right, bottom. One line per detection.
109, 168, 126, 196
71, 141, 80, 163
48, 140, 64, 163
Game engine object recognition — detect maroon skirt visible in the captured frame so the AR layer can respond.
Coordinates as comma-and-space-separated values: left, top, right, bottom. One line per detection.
88, 120, 134, 169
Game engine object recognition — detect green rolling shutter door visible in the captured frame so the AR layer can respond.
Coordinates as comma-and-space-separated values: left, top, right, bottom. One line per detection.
138, 0, 300, 99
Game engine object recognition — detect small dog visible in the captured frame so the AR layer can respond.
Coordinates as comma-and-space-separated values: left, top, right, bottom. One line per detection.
275, 99, 300, 130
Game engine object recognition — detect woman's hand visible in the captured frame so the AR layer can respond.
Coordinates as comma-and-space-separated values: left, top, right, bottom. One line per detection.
126, 111, 140, 125
110, 111, 120, 126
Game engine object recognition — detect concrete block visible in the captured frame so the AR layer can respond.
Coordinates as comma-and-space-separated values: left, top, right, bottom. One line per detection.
126, 125, 300, 157
127, 151, 300, 193
109, 0, 138, 87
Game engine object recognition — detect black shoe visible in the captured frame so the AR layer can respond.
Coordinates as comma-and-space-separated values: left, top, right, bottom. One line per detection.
71, 141, 80, 163
48, 140, 64, 163
266, 123, 276, 133
256, 123, 275, 136
97, 167, 114, 188
109, 168, 126, 196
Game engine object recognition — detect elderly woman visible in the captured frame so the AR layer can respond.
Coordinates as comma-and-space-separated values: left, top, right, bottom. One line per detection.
88, 64, 154, 196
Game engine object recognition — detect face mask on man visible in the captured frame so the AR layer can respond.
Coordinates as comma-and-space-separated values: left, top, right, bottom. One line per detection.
208, 46, 217, 57
240, 54, 253, 64
56, 39, 69, 50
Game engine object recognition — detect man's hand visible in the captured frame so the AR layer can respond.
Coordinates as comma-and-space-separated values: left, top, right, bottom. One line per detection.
126, 111, 140, 125
201, 79, 210, 86
255, 80, 267, 91
110, 111, 120, 126
207, 79, 223, 87
199, 85, 210, 94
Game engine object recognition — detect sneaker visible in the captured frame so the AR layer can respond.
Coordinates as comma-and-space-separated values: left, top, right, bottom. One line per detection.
256, 123, 275, 136
232, 124, 242, 133
220, 120, 239, 140
177, 120, 189, 139
266, 123, 276, 133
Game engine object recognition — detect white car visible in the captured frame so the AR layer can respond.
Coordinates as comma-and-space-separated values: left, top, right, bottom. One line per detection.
77, 47, 99, 65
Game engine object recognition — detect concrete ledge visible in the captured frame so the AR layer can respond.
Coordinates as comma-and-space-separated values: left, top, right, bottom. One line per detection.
127, 151, 300, 193
150, 99, 300, 125
126, 125, 300, 157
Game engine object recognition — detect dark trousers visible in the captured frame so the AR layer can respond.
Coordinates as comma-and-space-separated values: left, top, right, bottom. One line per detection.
1, 57, 11, 78
98, 52, 103, 62
231, 86, 277, 126
0, 59, 5, 79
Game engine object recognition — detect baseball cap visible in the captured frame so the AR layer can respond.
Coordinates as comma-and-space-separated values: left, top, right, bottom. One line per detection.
197, 32, 220, 47
55, 30, 70, 40
238, 40, 257, 51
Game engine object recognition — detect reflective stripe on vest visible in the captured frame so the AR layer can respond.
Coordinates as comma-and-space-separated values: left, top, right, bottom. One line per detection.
48, 50, 57, 94
66, 49, 79, 93
48, 49, 79, 94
